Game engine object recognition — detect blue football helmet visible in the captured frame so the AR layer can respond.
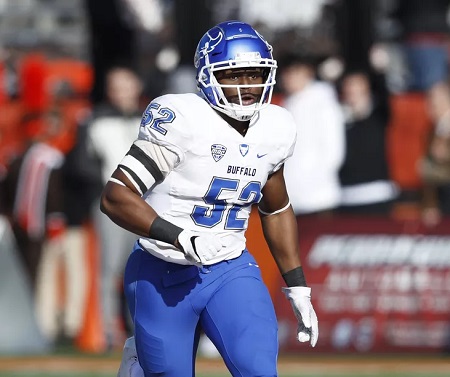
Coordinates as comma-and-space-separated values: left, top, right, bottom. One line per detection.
194, 20, 277, 121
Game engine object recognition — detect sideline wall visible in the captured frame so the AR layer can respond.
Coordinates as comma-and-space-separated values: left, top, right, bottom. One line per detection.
249, 210, 450, 354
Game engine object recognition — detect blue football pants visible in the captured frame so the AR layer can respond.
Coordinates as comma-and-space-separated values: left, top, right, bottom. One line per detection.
124, 242, 279, 377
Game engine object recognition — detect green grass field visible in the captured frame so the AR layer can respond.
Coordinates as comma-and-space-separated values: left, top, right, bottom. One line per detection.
0, 373, 448, 377
0, 353, 449, 377
0, 369, 447, 376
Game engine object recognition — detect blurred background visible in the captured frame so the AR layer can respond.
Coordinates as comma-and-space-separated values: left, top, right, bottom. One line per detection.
0, 0, 450, 369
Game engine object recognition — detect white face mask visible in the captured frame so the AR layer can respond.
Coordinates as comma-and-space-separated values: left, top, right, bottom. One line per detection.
197, 60, 277, 121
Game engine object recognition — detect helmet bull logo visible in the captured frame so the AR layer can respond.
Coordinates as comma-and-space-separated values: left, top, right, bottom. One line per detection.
195, 32, 223, 68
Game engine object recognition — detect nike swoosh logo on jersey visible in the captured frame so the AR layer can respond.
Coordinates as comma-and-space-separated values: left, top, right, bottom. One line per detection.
257, 153, 268, 158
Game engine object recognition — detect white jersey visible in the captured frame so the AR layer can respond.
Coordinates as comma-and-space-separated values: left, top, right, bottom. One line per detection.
124, 93, 296, 265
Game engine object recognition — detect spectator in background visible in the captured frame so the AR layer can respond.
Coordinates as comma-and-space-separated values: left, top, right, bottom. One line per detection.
337, 70, 399, 215
393, 0, 450, 93
86, 65, 143, 350
0, 130, 9, 210
85, 0, 138, 104
279, 53, 345, 216
1, 110, 65, 290
418, 81, 450, 226
2, 108, 68, 346
33, 107, 91, 345
33, 103, 102, 345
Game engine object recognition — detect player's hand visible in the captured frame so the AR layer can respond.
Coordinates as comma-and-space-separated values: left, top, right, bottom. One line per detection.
282, 286, 319, 347
177, 230, 223, 266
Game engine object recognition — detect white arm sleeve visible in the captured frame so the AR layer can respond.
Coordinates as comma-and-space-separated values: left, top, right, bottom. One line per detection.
118, 139, 179, 195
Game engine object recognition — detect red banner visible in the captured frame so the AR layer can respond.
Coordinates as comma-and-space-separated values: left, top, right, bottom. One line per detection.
276, 216, 450, 353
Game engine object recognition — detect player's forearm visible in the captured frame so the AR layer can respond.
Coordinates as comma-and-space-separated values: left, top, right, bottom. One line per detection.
260, 207, 302, 274
100, 182, 158, 237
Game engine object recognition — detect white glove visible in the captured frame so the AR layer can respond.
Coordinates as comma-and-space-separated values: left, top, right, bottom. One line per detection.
282, 286, 319, 347
177, 230, 223, 266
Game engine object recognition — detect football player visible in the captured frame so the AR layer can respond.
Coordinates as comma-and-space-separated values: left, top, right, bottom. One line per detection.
101, 20, 318, 377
